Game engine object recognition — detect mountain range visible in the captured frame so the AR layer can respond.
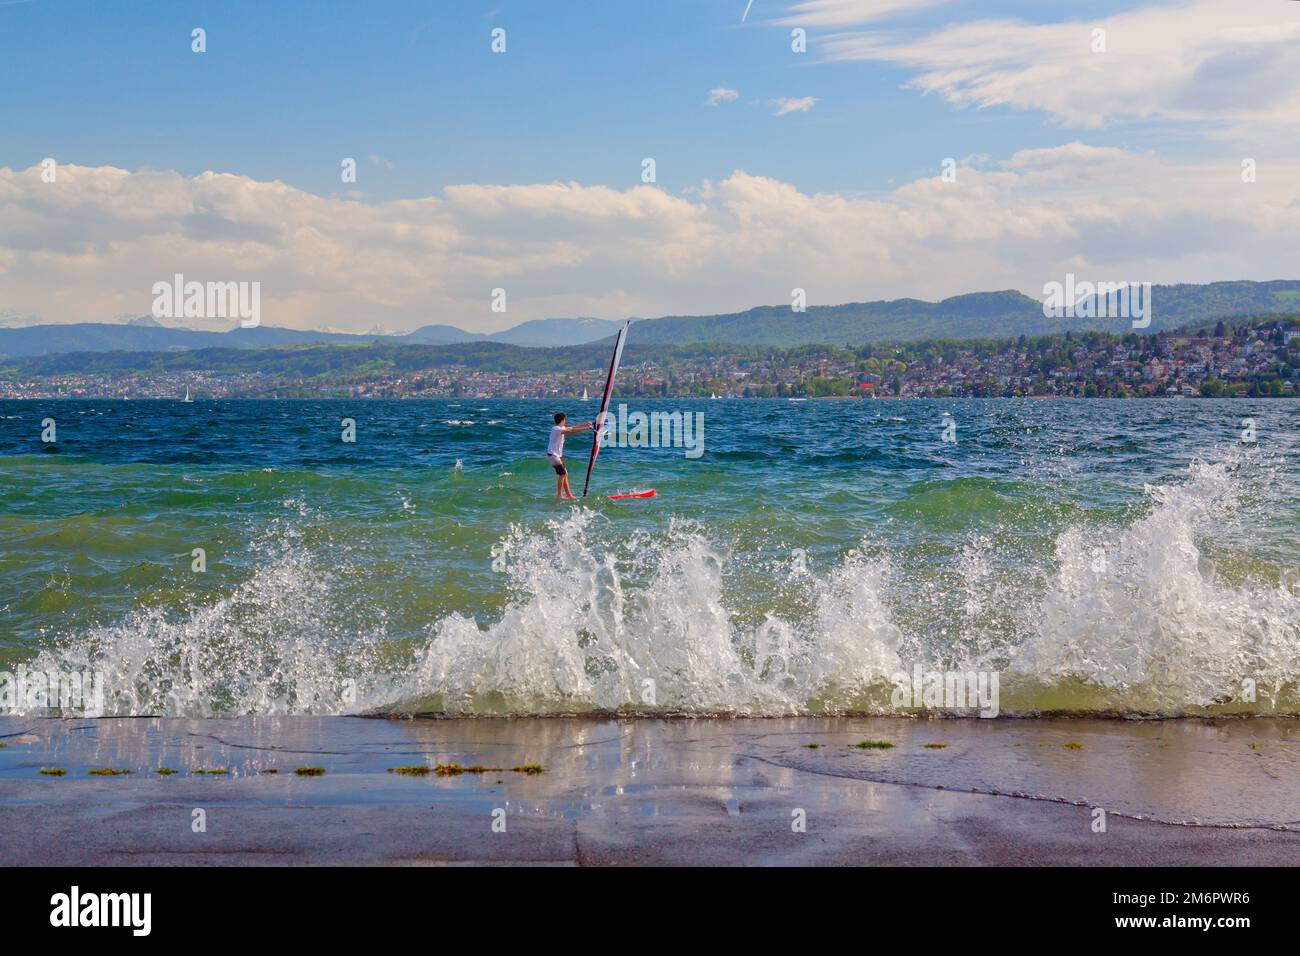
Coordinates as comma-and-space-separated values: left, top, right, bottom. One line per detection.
3, 281, 1298, 359
0, 315, 624, 358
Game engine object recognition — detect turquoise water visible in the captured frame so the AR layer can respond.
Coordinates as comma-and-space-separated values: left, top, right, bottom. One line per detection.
1, 398, 1297, 716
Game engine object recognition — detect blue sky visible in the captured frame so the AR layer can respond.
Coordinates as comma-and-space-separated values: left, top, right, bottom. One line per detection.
2, 0, 1300, 332
2, 0, 1172, 199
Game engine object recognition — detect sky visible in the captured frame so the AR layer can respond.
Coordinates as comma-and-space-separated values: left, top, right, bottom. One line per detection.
2, 0, 1300, 334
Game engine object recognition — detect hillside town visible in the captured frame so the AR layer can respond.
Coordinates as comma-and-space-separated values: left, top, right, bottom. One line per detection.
1, 321, 1296, 400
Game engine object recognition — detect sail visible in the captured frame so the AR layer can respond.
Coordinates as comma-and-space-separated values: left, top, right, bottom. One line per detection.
583, 320, 631, 496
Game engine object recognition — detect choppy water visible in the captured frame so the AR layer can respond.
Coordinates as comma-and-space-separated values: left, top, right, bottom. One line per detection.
1, 398, 1297, 717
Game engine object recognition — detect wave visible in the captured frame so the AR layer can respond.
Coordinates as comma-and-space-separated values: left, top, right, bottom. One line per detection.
20, 523, 387, 717
1011, 453, 1300, 713
12, 449, 1298, 717
388, 513, 902, 715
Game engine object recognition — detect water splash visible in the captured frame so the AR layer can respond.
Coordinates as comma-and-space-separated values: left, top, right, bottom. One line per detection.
24, 524, 385, 716
12, 448, 1298, 717
390, 512, 902, 715
1012, 451, 1300, 712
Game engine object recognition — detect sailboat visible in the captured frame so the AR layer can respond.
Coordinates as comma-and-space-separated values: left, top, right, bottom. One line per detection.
581, 387, 589, 401
182, 386, 193, 403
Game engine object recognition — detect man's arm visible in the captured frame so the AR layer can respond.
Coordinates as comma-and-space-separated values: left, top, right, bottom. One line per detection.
562, 421, 595, 435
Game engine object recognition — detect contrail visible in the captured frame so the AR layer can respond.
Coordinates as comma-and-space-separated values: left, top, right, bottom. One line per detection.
742, 0, 754, 22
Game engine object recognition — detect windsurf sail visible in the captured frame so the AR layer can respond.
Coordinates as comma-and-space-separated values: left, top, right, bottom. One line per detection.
583, 319, 631, 497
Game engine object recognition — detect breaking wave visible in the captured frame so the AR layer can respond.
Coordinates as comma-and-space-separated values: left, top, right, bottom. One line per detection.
1012, 453, 1300, 713
14, 449, 1299, 717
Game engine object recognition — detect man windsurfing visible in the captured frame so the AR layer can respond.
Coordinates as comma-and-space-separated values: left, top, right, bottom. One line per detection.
546, 412, 595, 500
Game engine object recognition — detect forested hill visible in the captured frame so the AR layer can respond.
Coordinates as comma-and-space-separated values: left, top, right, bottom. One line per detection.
619, 282, 1300, 347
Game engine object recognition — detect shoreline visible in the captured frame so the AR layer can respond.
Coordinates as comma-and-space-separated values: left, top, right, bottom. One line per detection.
354, 710, 1300, 720
3, 715, 1298, 866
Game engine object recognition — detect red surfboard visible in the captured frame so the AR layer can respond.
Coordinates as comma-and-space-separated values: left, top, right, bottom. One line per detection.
608, 489, 656, 500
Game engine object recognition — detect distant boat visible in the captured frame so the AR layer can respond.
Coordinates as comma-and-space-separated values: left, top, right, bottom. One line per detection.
182, 387, 193, 403
710, 392, 719, 400
582, 387, 589, 400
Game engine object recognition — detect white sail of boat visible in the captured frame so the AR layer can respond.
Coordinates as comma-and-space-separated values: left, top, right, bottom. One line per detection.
582, 387, 589, 400
183, 386, 193, 403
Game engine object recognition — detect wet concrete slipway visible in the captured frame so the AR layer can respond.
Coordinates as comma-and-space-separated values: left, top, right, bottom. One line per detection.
2, 716, 1298, 866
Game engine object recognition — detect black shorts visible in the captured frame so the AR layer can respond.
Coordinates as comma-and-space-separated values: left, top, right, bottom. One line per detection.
548, 454, 566, 476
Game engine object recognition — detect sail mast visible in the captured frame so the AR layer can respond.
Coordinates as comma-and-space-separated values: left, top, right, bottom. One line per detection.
582, 320, 631, 497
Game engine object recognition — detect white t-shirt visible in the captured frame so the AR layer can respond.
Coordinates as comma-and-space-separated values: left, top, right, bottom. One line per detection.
547, 424, 565, 458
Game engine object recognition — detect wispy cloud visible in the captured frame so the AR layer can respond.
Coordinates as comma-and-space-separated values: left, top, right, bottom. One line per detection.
814, 0, 1300, 132
706, 87, 740, 106
770, 96, 820, 115
775, 0, 952, 27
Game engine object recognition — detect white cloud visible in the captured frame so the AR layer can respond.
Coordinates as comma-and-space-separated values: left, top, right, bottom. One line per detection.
776, 0, 952, 28
706, 87, 740, 106
770, 96, 820, 115
815, 0, 1300, 131
1, 150, 1298, 333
